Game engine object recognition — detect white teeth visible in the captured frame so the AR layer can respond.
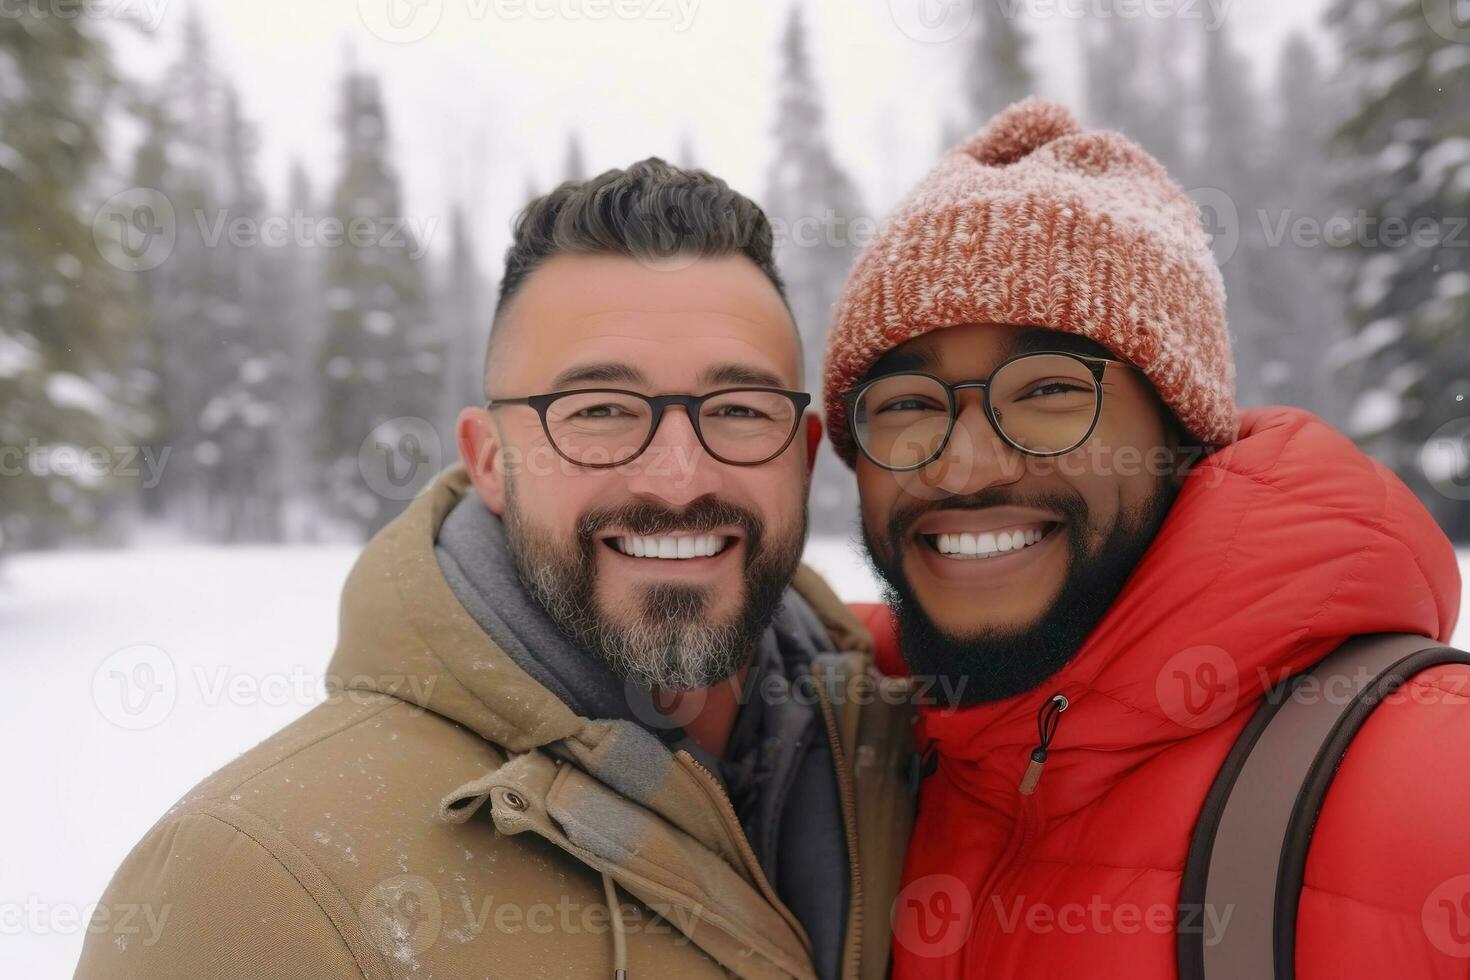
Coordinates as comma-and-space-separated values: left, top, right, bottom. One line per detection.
613, 534, 728, 560
927, 524, 1052, 560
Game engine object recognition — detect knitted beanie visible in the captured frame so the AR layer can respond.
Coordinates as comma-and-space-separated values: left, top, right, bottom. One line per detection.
822, 97, 1237, 465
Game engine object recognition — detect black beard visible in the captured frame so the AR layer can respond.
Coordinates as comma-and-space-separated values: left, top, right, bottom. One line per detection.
503, 483, 805, 690
861, 481, 1177, 708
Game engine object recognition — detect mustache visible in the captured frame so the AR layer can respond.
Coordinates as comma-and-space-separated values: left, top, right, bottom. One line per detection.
576, 496, 763, 541
885, 486, 1090, 552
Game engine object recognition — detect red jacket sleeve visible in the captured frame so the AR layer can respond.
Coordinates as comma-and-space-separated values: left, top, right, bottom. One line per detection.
1297, 661, 1470, 978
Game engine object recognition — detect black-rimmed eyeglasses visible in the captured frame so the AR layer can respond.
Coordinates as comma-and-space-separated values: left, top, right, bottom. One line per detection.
485, 387, 812, 468
843, 351, 1138, 471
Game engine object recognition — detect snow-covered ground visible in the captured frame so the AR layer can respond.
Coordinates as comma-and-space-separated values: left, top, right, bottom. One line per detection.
2, 542, 1467, 977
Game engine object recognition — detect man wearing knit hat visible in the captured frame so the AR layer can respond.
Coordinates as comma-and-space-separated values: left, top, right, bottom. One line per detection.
826, 98, 1467, 978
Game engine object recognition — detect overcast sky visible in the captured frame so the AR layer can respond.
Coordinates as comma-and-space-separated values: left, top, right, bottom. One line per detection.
109, 0, 1334, 277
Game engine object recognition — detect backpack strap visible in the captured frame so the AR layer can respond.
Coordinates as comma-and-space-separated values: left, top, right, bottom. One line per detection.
1177, 632, 1469, 980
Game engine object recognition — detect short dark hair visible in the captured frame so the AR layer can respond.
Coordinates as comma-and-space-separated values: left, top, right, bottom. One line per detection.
486, 158, 789, 390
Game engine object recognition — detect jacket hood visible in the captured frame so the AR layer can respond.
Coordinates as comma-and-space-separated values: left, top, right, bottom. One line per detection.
328, 463, 875, 753
916, 407, 1462, 793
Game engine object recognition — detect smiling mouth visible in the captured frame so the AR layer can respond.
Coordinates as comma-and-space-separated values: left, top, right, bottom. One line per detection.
919, 522, 1060, 560
605, 534, 736, 560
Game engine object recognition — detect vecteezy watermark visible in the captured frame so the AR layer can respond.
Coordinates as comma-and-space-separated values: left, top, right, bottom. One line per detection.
93, 188, 176, 273
358, 417, 445, 503
887, 0, 974, 44
0, 0, 169, 30
1254, 660, 1470, 709
1423, 0, 1470, 44
193, 208, 438, 261
1421, 414, 1470, 501
885, 429, 1222, 504
1176, 186, 1241, 266
356, 0, 700, 44
891, 874, 974, 958
1259, 209, 1470, 253
93, 644, 179, 731
0, 440, 171, 489
1423, 874, 1470, 957
1169, 185, 1470, 269
626, 667, 960, 732
1156, 645, 1241, 730
91, 643, 439, 730
996, 0, 1233, 30
0, 897, 171, 949
992, 895, 1233, 944
770, 210, 881, 253
92, 190, 439, 272
357, 875, 699, 961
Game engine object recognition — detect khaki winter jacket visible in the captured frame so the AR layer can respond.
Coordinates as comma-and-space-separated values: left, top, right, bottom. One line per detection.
74, 465, 917, 979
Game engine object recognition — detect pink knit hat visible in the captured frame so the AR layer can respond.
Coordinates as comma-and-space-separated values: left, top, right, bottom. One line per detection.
822, 97, 1237, 465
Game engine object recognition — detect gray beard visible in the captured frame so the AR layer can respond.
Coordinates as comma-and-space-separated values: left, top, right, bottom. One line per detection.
502, 479, 804, 691
521, 559, 747, 689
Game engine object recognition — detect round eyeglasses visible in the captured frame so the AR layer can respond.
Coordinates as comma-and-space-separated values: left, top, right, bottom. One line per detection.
486, 387, 811, 468
843, 351, 1136, 472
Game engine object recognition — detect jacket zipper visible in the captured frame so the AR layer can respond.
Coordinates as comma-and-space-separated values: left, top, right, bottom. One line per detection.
674, 750, 814, 953
812, 667, 865, 980
675, 663, 869, 980
965, 693, 1067, 971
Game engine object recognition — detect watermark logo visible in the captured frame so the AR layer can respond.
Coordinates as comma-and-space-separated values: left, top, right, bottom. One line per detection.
0, 898, 171, 948
93, 188, 176, 272
1423, 874, 1470, 957
0, 0, 170, 30
360, 875, 442, 960
357, 0, 699, 43
1423, 0, 1470, 44
92, 644, 178, 730
357, 0, 444, 42
1421, 415, 1470, 501
1178, 186, 1240, 266
358, 416, 443, 502
892, 873, 973, 958
1156, 645, 1238, 729
997, 0, 1232, 31
889, 0, 973, 43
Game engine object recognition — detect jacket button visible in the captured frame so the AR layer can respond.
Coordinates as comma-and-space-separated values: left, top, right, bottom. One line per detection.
501, 790, 528, 812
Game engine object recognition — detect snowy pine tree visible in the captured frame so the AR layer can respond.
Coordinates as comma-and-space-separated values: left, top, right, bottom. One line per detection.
0, 12, 155, 553
319, 64, 443, 535
765, 6, 867, 535
128, 11, 285, 542
1327, 0, 1470, 539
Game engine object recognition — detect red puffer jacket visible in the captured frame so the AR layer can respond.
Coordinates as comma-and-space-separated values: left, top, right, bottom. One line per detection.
853, 407, 1465, 979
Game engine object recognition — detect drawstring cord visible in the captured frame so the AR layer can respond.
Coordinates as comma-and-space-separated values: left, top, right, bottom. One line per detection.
602, 871, 628, 979
1018, 693, 1068, 795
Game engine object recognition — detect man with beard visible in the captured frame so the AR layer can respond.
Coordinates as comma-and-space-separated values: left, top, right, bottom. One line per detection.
824, 98, 1466, 978
76, 159, 915, 980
